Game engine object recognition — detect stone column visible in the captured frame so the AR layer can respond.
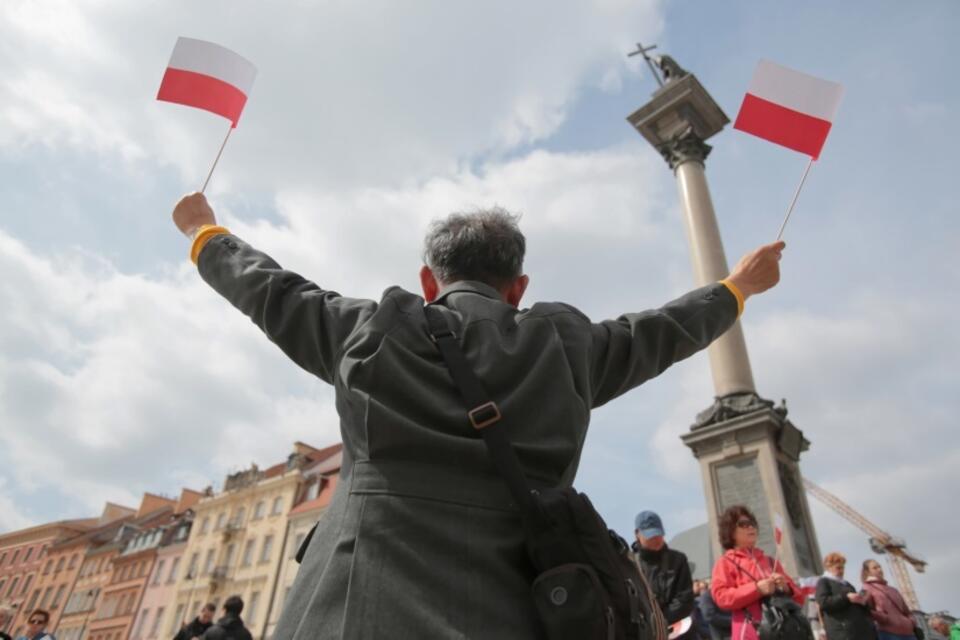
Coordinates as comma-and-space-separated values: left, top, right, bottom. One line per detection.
627, 67, 822, 577
664, 137, 756, 397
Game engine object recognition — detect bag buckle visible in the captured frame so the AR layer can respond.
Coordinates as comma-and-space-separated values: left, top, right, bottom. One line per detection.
468, 401, 501, 430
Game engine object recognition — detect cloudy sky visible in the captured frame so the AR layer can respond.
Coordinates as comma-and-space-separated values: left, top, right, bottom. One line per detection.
1, 0, 957, 614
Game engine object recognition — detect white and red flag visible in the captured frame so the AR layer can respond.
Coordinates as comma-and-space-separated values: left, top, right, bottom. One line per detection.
157, 37, 257, 128
734, 60, 843, 160
773, 512, 785, 546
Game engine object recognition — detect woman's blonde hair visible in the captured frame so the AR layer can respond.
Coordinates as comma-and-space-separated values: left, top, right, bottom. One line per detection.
823, 552, 846, 567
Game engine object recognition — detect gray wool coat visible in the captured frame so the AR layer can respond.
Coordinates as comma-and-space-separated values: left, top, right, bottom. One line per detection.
197, 234, 739, 640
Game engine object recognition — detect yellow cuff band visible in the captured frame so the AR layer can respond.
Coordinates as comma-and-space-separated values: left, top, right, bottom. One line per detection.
190, 225, 230, 265
719, 279, 745, 317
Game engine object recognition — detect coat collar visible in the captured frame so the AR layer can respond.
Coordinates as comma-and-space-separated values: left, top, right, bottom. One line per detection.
434, 280, 503, 303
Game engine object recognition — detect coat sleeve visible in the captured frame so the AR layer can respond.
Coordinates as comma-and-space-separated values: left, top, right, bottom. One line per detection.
197, 234, 378, 384
665, 555, 695, 623
588, 283, 738, 407
711, 556, 761, 612
815, 578, 849, 613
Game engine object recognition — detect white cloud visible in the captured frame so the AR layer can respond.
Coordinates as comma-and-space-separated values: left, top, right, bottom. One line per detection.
0, 0, 664, 191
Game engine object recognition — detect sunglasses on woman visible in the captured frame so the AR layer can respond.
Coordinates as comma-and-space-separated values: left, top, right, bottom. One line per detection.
736, 519, 757, 529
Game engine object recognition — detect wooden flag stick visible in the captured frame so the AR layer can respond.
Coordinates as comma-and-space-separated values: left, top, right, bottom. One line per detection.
201, 123, 234, 194
776, 157, 814, 241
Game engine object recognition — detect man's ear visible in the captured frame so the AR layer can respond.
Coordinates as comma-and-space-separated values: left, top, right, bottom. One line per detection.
420, 265, 440, 302
504, 275, 529, 307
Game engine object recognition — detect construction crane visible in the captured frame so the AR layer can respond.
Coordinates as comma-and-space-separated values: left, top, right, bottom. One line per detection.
802, 477, 926, 611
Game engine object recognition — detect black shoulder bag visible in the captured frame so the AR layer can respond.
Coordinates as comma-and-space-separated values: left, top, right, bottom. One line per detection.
724, 557, 811, 640
425, 305, 667, 640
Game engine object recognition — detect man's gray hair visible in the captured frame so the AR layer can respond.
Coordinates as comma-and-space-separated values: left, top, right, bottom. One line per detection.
423, 207, 526, 288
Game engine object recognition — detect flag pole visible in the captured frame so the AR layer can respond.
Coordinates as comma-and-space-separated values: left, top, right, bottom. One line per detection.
775, 157, 814, 241
201, 123, 234, 194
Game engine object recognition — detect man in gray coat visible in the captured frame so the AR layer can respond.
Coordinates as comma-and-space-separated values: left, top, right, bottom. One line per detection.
172, 193, 784, 639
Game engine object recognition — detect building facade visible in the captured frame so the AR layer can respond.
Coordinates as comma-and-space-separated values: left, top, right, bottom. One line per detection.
265, 450, 341, 639
0, 517, 102, 638
167, 442, 340, 640
17, 504, 136, 637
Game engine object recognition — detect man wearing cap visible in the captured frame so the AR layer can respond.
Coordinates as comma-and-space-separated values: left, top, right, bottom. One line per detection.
633, 511, 696, 639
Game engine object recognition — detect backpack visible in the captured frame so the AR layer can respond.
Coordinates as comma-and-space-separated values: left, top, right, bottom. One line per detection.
425, 305, 667, 640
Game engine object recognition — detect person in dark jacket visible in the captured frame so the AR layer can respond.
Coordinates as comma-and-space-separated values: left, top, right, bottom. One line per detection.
172, 193, 785, 639
815, 552, 877, 640
174, 603, 216, 640
633, 511, 696, 639
698, 584, 732, 640
201, 596, 253, 640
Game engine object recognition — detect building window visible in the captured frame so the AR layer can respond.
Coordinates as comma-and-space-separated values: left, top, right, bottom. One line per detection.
11, 549, 20, 565
0, 551, 6, 565
26, 588, 40, 612
253, 501, 265, 520
149, 606, 165, 638
246, 591, 261, 624
55, 557, 65, 573
186, 552, 199, 579
167, 557, 180, 583
20, 573, 33, 595
40, 586, 53, 608
0, 579, 5, 594
44, 560, 53, 575
170, 603, 186, 637
200, 517, 210, 534
139, 561, 149, 578
152, 559, 166, 586
271, 496, 284, 515
291, 533, 306, 559
52, 584, 66, 608
259, 535, 274, 564
7, 577, 19, 598
215, 512, 226, 530
167, 602, 184, 636
23, 547, 33, 563
241, 539, 256, 567
68, 553, 78, 569
224, 544, 236, 568
234, 507, 246, 525
203, 549, 215, 575
133, 608, 149, 639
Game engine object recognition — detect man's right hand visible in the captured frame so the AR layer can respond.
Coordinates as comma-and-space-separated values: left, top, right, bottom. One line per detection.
173, 192, 217, 238
727, 241, 786, 301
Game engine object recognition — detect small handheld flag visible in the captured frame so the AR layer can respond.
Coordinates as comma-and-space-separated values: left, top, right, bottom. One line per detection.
734, 60, 843, 239
157, 37, 257, 192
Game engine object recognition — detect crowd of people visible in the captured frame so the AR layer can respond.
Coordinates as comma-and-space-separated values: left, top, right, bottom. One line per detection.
630, 504, 958, 640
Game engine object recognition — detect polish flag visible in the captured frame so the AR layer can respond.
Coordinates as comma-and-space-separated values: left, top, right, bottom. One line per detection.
157, 37, 257, 127
773, 512, 785, 546
734, 60, 843, 159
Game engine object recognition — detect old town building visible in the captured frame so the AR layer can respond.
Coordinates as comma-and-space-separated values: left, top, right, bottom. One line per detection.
11, 504, 135, 637
168, 442, 340, 640
0, 515, 106, 639
265, 447, 341, 638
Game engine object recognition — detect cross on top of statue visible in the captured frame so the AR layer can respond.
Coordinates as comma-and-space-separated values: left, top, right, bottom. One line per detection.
627, 42, 690, 88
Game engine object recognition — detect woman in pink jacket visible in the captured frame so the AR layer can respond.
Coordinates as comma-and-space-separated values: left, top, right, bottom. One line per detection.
861, 559, 918, 640
710, 505, 803, 640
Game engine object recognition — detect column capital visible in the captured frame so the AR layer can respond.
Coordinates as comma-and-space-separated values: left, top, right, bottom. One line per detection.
658, 133, 712, 171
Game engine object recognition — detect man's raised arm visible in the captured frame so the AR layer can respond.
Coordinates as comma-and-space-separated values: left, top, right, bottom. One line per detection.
172, 193, 376, 384
589, 241, 785, 407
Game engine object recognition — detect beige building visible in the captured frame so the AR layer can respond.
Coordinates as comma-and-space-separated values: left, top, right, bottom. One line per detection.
167, 442, 341, 640
264, 449, 342, 639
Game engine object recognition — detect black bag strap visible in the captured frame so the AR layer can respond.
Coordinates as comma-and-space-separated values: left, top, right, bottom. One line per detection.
423, 304, 538, 514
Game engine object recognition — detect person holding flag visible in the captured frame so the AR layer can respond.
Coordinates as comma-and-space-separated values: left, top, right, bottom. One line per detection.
710, 505, 805, 640
163, 36, 790, 640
